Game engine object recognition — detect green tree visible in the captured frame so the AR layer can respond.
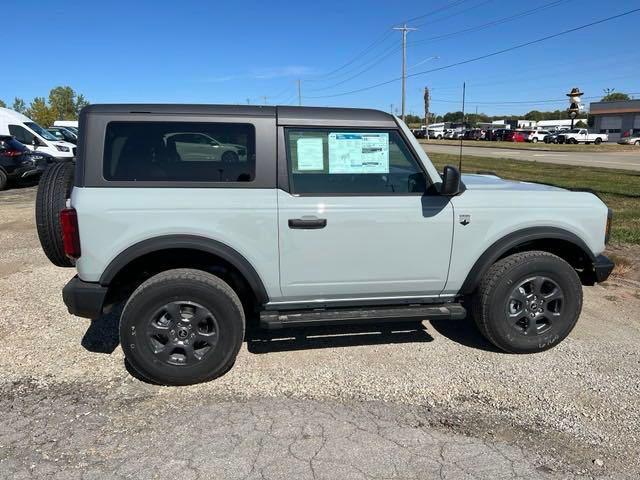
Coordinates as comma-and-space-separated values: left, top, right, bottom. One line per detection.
0, 99, 6, 108
601, 92, 630, 102
443, 111, 463, 123
574, 120, 588, 128
75, 93, 90, 114
26, 97, 56, 127
12, 98, 27, 114
48, 86, 91, 120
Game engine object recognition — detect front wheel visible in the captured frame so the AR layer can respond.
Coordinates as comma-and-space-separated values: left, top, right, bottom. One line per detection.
472, 251, 582, 353
120, 269, 245, 385
531, 137, 538, 143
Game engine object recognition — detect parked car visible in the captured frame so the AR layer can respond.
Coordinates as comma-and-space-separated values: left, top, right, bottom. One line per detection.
48, 126, 78, 144
0, 108, 76, 160
618, 130, 640, 146
428, 128, 445, 140
445, 128, 465, 139
485, 128, 507, 141
463, 129, 484, 140
0, 135, 51, 190
411, 128, 427, 139
53, 120, 79, 130
503, 130, 526, 142
35, 104, 613, 385
525, 130, 551, 143
557, 128, 608, 145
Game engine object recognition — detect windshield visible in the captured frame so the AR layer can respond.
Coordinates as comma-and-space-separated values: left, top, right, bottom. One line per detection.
65, 126, 79, 134
24, 122, 58, 141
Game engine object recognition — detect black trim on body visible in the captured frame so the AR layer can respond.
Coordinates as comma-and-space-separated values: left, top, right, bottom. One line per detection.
63, 276, 108, 319
593, 254, 614, 283
460, 227, 597, 295
99, 235, 269, 304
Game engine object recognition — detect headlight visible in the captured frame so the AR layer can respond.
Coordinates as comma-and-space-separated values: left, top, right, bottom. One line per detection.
55, 145, 70, 152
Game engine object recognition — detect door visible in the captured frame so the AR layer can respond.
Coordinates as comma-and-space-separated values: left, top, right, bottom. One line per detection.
277, 127, 454, 302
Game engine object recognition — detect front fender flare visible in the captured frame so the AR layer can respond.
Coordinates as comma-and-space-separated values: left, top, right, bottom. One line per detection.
459, 226, 595, 295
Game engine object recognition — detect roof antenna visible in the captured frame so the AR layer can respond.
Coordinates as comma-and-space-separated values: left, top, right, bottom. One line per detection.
458, 81, 465, 172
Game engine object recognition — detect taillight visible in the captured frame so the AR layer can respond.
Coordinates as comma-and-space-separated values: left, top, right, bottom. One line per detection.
2, 149, 23, 157
60, 208, 81, 259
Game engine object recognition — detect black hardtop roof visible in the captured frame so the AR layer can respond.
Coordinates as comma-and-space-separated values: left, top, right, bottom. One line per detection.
81, 104, 396, 127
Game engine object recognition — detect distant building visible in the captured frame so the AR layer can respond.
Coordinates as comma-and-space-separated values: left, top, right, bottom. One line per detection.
589, 99, 640, 141
536, 119, 576, 130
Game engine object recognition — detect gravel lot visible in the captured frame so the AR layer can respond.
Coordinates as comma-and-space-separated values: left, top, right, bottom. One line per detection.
1, 185, 640, 479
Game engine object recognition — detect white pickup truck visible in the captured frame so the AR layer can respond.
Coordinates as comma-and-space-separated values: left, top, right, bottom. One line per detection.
557, 128, 608, 145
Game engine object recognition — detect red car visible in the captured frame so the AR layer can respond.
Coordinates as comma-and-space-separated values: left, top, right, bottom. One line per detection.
503, 130, 526, 142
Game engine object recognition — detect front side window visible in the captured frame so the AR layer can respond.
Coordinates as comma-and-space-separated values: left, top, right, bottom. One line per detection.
8, 125, 35, 145
103, 121, 255, 182
286, 129, 427, 194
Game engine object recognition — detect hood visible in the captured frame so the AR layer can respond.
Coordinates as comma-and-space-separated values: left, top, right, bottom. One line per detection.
461, 174, 566, 192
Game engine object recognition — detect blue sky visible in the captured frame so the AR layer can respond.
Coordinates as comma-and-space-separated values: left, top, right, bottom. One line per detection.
1, 0, 639, 116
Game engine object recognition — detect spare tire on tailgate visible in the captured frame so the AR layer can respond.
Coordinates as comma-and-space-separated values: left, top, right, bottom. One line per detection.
36, 162, 75, 267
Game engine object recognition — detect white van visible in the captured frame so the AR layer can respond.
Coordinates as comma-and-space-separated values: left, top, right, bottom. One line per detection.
0, 108, 75, 160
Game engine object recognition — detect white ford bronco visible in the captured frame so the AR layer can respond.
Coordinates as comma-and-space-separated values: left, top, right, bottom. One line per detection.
36, 105, 614, 385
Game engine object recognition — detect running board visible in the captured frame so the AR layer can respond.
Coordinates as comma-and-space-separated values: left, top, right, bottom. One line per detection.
260, 303, 466, 330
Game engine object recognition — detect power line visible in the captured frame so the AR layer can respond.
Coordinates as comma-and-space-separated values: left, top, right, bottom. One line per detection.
408, 0, 572, 47
430, 92, 640, 105
305, 8, 640, 99
307, 0, 567, 94
305, 0, 474, 83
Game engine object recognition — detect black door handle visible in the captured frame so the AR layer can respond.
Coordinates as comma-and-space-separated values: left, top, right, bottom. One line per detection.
288, 218, 327, 229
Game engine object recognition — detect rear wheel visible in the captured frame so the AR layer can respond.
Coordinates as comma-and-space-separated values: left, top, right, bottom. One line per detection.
594, 138, 602, 145
0, 170, 7, 191
532, 137, 538, 143
473, 251, 582, 353
35, 161, 75, 267
221, 151, 239, 163
635, 140, 640, 146
120, 269, 245, 385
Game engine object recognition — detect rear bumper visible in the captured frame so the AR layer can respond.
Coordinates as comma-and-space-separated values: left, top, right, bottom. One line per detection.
62, 276, 108, 319
593, 254, 615, 283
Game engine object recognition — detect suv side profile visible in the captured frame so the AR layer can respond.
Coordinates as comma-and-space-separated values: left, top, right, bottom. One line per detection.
36, 105, 614, 385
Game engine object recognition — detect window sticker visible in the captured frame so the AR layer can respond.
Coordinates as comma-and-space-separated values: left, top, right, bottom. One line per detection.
296, 137, 324, 171
328, 132, 389, 174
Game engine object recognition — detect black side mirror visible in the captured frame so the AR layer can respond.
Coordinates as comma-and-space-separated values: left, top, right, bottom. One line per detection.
440, 165, 462, 196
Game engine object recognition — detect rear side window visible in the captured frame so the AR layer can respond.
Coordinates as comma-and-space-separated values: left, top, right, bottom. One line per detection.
103, 122, 256, 182
286, 128, 426, 195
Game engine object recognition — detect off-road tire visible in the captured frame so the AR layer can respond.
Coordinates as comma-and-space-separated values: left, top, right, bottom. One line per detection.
120, 269, 245, 386
35, 161, 75, 267
472, 251, 582, 353
0, 170, 7, 191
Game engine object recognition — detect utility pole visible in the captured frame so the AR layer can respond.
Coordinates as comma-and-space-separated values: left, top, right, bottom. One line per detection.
423, 87, 430, 140
297, 79, 302, 106
390, 104, 394, 114
246, 98, 251, 105
393, 23, 417, 121
262, 96, 268, 105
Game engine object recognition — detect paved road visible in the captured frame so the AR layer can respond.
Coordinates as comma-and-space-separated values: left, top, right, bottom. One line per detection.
422, 143, 640, 171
